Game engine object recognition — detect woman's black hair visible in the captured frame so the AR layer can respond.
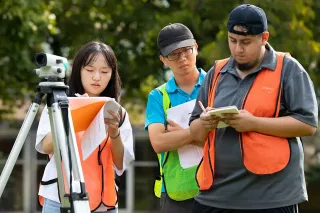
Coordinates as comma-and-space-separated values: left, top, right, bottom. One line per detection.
68, 41, 121, 102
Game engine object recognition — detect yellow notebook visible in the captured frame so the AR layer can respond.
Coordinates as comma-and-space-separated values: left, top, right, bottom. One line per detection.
207, 106, 239, 128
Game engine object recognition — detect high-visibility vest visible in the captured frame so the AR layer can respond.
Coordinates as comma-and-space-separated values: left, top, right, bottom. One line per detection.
154, 83, 199, 201
197, 52, 291, 191
39, 108, 126, 210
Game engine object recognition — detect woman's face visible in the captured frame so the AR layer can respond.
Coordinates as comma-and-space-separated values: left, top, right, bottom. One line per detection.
81, 53, 112, 97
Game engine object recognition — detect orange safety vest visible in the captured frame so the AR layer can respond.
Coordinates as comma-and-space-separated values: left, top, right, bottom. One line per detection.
39, 134, 117, 211
39, 109, 126, 210
196, 52, 291, 191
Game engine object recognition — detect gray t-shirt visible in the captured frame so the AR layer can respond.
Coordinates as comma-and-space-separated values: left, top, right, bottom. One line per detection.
190, 44, 318, 209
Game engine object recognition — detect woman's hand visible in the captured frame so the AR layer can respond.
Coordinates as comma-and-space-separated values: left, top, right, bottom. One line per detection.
104, 110, 120, 138
105, 109, 124, 171
75, 93, 89, 97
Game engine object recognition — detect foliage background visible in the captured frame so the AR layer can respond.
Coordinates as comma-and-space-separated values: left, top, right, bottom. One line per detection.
0, 0, 319, 211
0, 0, 319, 122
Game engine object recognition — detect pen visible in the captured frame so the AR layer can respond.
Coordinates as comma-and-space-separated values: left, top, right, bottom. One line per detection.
198, 101, 207, 114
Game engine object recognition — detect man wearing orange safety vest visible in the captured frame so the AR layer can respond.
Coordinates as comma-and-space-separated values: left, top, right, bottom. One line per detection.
189, 4, 318, 213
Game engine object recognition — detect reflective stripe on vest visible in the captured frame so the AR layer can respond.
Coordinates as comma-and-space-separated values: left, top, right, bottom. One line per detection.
196, 52, 290, 191
155, 83, 199, 201
154, 83, 169, 198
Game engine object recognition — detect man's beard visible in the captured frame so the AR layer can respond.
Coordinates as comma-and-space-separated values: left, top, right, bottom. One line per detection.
235, 57, 260, 72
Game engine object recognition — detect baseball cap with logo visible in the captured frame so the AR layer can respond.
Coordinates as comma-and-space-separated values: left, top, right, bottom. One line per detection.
157, 23, 195, 57
227, 4, 268, 35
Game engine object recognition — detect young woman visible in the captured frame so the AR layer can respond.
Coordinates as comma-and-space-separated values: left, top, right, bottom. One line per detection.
36, 41, 135, 212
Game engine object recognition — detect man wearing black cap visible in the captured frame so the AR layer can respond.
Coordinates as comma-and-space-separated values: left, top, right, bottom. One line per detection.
189, 4, 318, 213
145, 23, 206, 212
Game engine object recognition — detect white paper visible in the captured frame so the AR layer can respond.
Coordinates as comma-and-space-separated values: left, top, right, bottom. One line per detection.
166, 100, 203, 168
68, 97, 118, 160
177, 145, 203, 168
166, 100, 196, 129
81, 108, 106, 159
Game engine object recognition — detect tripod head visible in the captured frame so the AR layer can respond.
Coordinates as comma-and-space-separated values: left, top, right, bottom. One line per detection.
34, 53, 68, 82
32, 53, 69, 98
0, 52, 90, 212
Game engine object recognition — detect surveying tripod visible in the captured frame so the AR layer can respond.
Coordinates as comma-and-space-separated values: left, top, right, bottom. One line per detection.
0, 53, 91, 213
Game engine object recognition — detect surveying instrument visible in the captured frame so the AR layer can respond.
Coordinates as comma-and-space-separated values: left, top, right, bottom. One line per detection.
0, 53, 91, 212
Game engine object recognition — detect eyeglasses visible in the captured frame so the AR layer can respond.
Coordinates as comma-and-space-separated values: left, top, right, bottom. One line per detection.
166, 47, 194, 61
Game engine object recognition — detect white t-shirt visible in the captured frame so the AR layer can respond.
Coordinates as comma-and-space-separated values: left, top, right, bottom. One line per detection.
36, 106, 135, 211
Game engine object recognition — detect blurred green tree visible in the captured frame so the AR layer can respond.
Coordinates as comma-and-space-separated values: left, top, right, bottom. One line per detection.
0, 0, 319, 122
0, 0, 49, 116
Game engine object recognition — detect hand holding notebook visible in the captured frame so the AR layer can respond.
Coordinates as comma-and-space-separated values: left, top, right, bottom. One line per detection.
207, 105, 239, 128
103, 100, 121, 119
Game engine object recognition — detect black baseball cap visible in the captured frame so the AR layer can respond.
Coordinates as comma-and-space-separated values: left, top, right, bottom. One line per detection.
227, 4, 267, 35
157, 23, 195, 56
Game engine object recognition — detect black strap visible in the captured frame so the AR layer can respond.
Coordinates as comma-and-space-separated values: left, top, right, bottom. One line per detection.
113, 107, 127, 188
118, 107, 126, 127
107, 107, 126, 188
59, 101, 70, 137
40, 178, 57, 185
115, 175, 121, 187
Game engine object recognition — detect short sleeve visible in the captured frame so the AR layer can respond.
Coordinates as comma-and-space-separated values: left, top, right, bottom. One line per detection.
282, 57, 318, 127
144, 89, 166, 131
114, 111, 135, 176
35, 106, 51, 154
189, 66, 214, 124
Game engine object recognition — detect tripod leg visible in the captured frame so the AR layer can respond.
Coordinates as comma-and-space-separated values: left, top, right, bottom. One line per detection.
66, 107, 92, 212
47, 106, 71, 209
0, 103, 40, 197
49, 102, 90, 212
66, 107, 86, 184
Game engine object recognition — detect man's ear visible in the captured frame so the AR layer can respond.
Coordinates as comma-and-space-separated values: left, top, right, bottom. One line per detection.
261, 32, 269, 45
159, 55, 167, 66
194, 43, 199, 56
